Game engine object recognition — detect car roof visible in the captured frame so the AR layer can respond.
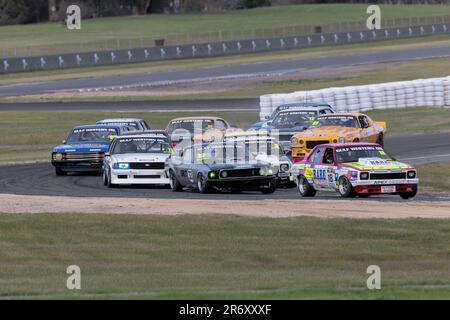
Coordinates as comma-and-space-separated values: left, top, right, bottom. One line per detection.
170, 116, 224, 121
277, 102, 333, 108
277, 107, 330, 113
72, 124, 127, 130
97, 118, 144, 122
117, 133, 168, 139
317, 112, 363, 117
315, 142, 381, 149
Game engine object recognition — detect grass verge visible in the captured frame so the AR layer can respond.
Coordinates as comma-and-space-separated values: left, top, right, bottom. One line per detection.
0, 107, 449, 163
0, 214, 450, 299
417, 163, 450, 192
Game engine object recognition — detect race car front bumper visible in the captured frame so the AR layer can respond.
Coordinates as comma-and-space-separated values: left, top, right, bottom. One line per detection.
111, 169, 169, 185
51, 160, 104, 172
353, 178, 419, 194
208, 176, 275, 190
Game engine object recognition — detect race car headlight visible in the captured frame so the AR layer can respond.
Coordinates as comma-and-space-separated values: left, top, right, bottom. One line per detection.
53, 152, 64, 161
220, 171, 228, 178
280, 164, 290, 172
360, 172, 369, 180
113, 163, 130, 170
407, 170, 416, 179
267, 168, 274, 176
290, 137, 298, 145
339, 137, 345, 143
208, 171, 219, 179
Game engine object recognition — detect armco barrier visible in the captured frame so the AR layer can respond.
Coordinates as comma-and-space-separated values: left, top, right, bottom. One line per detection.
1, 23, 449, 74
259, 76, 450, 120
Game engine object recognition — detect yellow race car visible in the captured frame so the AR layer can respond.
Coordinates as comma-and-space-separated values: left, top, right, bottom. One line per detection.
290, 113, 387, 162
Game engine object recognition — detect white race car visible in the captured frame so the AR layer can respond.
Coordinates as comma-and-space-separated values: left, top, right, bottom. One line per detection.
103, 132, 171, 187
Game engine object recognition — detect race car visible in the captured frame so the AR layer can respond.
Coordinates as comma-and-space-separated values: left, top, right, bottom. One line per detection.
290, 113, 387, 162
102, 132, 172, 187
165, 141, 277, 194
96, 118, 151, 131
290, 143, 418, 199
223, 132, 295, 188
165, 116, 237, 148
250, 102, 335, 129
254, 107, 331, 149
51, 124, 133, 175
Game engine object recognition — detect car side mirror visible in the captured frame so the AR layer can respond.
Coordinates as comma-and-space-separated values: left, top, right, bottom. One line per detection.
104, 152, 110, 157
62, 140, 66, 144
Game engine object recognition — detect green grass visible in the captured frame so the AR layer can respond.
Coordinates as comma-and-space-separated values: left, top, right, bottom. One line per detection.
1, 4, 449, 55
417, 163, 450, 192
1, 214, 450, 299
0, 111, 258, 163
0, 107, 449, 163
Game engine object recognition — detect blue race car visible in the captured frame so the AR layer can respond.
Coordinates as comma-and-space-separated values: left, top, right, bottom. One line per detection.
251, 102, 335, 129
51, 124, 132, 175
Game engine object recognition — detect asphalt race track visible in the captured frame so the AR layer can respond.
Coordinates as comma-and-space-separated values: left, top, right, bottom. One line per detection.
2, 45, 450, 97
1, 132, 449, 201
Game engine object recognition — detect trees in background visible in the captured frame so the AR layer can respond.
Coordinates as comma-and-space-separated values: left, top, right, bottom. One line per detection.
1, 0, 449, 25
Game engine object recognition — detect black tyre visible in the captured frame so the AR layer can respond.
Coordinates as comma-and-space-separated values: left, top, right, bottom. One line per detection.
338, 176, 356, 198
197, 174, 211, 194
261, 179, 276, 194
297, 175, 316, 197
169, 170, 182, 192
55, 168, 67, 176
400, 186, 418, 199
376, 134, 384, 147
106, 169, 117, 188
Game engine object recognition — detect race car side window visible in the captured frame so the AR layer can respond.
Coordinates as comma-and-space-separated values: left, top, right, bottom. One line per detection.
310, 148, 324, 164
323, 148, 334, 164
359, 116, 369, 128
216, 120, 228, 130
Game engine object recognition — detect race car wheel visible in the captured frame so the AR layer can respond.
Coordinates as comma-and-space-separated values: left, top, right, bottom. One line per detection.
338, 176, 356, 198
376, 134, 384, 147
106, 170, 117, 188
400, 186, 418, 199
103, 170, 108, 186
261, 179, 276, 194
197, 174, 211, 194
297, 175, 316, 197
353, 138, 360, 142
55, 168, 67, 176
169, 170, 182, 192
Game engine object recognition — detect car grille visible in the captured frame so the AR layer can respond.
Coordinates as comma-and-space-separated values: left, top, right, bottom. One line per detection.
370, 172, 406, 180
133, 175, 161, 179
306, 140, 329, 149
65, 152, 105, 161
220, 168, 261, 178
130, 162, 165, 170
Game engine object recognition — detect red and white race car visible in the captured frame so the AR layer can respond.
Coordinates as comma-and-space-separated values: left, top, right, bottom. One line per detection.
289, 143, 419, 199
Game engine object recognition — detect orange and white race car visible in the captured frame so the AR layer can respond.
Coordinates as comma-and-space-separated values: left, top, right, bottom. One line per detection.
290, 113, 386, 162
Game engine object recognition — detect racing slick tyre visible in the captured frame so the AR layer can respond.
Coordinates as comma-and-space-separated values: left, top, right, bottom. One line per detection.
400, 186, 418, 199
261, 179, 276, 194
197, 174, 211, 194
376, 133, 384, 147
297, 175, 316, 197
106, 169, 117, 188
338, 176, 356, 198
55, 168, 67, 176
169, 170, 183, 192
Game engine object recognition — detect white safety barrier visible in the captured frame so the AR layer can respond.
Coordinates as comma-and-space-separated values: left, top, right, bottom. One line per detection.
259, 76, 450, 120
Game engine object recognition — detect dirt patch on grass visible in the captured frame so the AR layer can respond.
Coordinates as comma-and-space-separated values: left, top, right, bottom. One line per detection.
1, 193, 450, 219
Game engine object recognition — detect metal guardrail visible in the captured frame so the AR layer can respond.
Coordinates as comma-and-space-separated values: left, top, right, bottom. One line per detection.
2, 15, 450, 59
1, 23, 449, 74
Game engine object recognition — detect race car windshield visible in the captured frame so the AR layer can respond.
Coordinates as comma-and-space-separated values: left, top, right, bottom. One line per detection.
271, 112, 316, 128
335, 146, 393, 163
196, 141, 279, 163
316, 116, 359, 128
112, 138, 171, 154
68, 128, 118, 143
167, 120, 214, 134
100, 122, 139, 130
